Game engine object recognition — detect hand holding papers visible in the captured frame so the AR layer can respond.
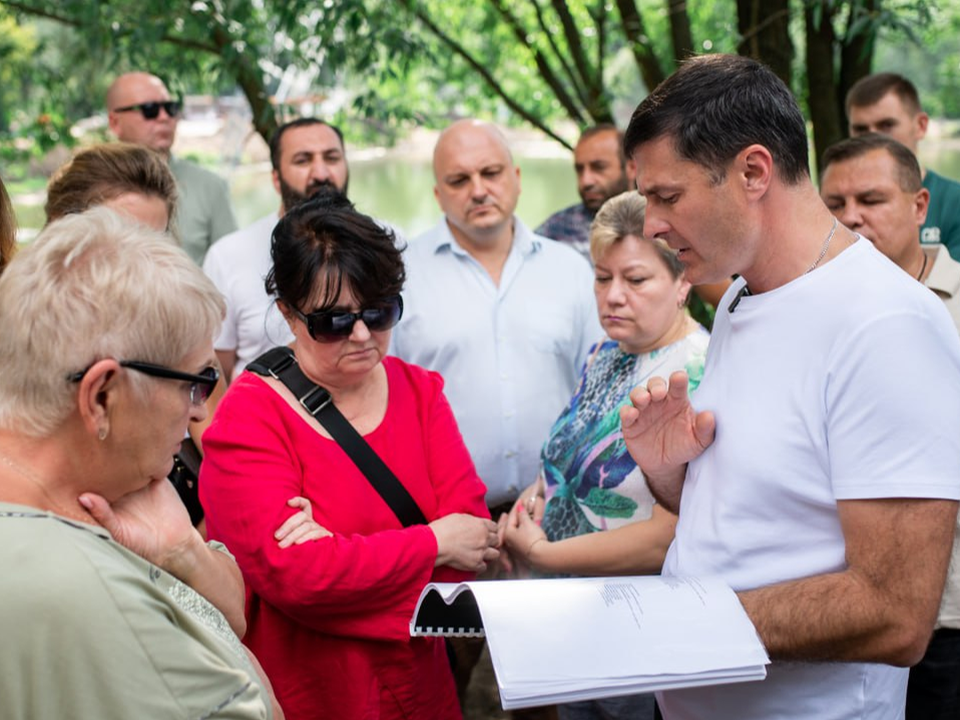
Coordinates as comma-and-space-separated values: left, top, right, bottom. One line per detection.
411, 575, 769, 709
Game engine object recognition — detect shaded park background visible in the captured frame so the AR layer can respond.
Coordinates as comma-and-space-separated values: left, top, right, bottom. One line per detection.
2, 2, 959, 288
5, 0, 960, 334
0, 2, 958, 718
0, 1, 957, 170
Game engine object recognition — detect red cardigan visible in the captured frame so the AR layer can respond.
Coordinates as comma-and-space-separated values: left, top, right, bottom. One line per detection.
200, 357, 489, 720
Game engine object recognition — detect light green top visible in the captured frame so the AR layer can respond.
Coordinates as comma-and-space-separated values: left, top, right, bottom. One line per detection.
0, 503, 268, 719
169, 156, 238, 265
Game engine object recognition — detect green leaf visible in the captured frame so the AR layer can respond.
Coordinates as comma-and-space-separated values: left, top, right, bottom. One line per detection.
581, 487, 637, 519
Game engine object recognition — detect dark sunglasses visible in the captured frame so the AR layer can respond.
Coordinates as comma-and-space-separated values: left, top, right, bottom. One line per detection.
69, 360, 219, 406
294, 295, 404, 343
112, 100, 182, 120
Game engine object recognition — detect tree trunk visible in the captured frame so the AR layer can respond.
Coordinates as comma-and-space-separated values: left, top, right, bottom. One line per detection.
838, 0, 878, 134
209, 25, 277, 146
804, 1, 843, 176
736, 0, 793, 88
667, 0, 694, 63
615, 0, 666, 92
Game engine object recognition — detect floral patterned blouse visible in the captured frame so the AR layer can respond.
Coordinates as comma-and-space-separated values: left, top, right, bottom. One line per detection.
540, 328, 709, 543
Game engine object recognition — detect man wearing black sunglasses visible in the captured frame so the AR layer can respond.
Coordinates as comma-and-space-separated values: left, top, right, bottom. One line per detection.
107, 72, 237, 265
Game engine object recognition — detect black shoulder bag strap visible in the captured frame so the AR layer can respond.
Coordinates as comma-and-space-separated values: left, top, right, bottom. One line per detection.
248, 346, 427, 527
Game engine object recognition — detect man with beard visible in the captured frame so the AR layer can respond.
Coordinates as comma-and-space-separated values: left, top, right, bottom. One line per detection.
107, 72, 238, 265
203, 118, 350, 382
536, 125, 630, 263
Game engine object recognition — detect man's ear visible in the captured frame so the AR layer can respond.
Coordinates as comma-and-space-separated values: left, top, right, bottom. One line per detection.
107, 112, 121, 139
916, 112, 930, 142
737, 144, 774, 200
915, 187, 931, 227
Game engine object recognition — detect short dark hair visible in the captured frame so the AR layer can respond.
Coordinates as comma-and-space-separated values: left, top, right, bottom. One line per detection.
821, 133, 922, 193
268, 118, 345, 171
578, 124, 625, 166
265, 190, 404, 313
845, 72, 922, 117
624, 54, 809, 185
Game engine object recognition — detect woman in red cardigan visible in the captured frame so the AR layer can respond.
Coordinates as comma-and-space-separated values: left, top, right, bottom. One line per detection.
200, 191, 498, 720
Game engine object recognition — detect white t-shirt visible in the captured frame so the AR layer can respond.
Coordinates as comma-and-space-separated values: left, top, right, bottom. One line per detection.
659, 238, 960, 720
203, 213, 293, 381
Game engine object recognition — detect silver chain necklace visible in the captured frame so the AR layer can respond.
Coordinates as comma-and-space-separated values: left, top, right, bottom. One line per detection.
805, 217, 839, 275
729, 217, 841, 313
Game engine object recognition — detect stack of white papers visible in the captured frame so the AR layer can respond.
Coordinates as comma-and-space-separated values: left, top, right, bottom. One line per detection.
411, 575, 768, 709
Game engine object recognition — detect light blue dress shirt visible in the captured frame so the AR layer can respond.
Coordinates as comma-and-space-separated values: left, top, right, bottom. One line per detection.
390, 217, 602, 506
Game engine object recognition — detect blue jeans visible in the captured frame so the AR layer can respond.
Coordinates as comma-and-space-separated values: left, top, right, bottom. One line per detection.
558, 693, 655, 720
906, 628, 960, 720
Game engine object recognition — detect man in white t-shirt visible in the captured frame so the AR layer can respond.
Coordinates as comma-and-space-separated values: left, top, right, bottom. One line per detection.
621, 54, 960, 719
203, 118, 350, 382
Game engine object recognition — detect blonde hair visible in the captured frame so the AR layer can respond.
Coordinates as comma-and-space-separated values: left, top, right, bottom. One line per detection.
45, 143, 177, 228
589, 191, 683, 278
0, 207, 224, 436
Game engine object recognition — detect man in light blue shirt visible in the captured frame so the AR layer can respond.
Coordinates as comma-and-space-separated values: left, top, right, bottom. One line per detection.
390, 119, 600, 512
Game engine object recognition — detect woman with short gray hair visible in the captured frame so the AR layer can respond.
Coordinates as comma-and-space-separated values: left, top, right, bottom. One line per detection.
0, 208, 270, 719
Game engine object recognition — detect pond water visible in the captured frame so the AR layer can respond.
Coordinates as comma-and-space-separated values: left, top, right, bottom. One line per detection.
229, 155, 579, 238
12, 141, 960, 239
229, 142, 960, 237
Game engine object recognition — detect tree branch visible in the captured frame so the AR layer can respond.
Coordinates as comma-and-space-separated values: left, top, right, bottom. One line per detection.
527, 0, 591, 110
595, 1, 606, 88
400, 0, 572, 149
207, 22, 277, 144
667, 0, 694, 62
548, 0, 598, 93
838, 0, 877, 125
1, 0, 219, 54
614, 0, 666, 92
736, 8, 791, 49
490, 0, 588, 124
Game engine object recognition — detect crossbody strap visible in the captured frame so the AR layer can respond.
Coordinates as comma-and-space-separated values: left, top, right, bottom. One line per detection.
248, 347, 427, 527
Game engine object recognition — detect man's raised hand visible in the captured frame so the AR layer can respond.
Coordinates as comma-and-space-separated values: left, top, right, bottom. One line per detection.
620, 371, 716, 512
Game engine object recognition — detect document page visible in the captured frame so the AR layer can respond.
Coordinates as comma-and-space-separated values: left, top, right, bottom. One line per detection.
412, 575, 768, 708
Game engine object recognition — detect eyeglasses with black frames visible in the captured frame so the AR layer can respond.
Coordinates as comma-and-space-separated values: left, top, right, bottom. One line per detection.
294, 295, 404, 343
68, 360, 219, 406
112, 101, 182, 120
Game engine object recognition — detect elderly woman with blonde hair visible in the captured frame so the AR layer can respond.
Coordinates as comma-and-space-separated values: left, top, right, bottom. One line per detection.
0, 208, 270, 719
44, 142, 221, 525
502, 190, 709, 720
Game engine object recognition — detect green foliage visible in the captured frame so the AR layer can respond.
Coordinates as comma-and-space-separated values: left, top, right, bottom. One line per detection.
0, 0, 954, 162
872, 2, 960, 118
